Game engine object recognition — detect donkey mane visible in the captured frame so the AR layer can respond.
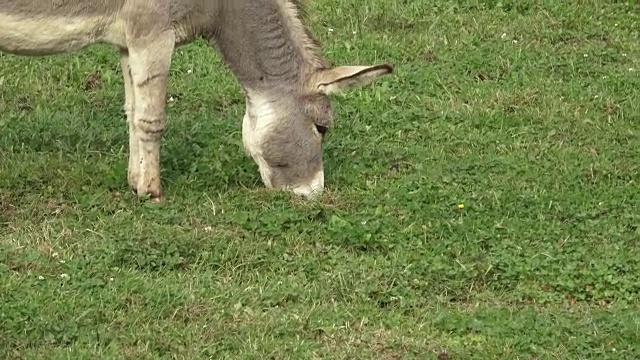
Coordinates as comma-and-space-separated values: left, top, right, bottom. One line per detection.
277, 0, 331, 72
0, 0, 393, 200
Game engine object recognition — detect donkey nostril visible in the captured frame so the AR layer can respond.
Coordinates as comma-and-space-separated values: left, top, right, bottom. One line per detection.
291, 170, 324, 199
292, 186, 323, 199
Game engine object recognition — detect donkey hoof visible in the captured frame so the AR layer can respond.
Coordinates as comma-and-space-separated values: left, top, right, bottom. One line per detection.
130, 183, 163, 202
128, 174, 140, 192
150, 196, 164, 203
140, 186, 163, 202
135, 192, 164, 203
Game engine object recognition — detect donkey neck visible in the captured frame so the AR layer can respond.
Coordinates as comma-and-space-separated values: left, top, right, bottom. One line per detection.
209, 0, 327, 94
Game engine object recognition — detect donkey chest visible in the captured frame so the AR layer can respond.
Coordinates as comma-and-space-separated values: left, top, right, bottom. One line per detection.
0, 12, 125, 55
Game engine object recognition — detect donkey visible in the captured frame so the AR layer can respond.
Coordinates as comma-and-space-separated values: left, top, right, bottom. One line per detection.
0, 0, 393, 201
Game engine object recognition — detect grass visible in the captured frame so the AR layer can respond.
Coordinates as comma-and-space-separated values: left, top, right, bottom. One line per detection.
1, 0, 639, 358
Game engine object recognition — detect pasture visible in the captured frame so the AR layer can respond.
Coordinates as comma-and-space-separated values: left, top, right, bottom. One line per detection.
1, 0, 639, 358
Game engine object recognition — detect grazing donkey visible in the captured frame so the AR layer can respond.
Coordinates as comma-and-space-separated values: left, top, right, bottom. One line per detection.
0, 0, 393, 200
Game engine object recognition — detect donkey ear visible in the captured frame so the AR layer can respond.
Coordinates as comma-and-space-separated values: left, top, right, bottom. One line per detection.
310, 64, 393, 95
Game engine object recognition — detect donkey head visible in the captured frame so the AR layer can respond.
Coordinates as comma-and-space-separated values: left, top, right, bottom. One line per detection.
242, 64, 392, 199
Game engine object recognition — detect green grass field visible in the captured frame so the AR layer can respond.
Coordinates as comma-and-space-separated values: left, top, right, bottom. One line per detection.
1, 0, 639, 358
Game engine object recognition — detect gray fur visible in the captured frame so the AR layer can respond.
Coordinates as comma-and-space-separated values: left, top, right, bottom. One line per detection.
0, 0, 393, 200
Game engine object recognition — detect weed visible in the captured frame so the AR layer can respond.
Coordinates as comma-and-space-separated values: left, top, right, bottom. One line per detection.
1, 0, 639, 358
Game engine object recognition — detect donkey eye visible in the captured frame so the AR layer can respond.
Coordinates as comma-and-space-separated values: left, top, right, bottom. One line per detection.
315, 125, 328, 136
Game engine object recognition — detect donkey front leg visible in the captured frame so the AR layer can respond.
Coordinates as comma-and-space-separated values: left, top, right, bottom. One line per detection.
119, 49, 140, 191
125, 31, 175, 200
